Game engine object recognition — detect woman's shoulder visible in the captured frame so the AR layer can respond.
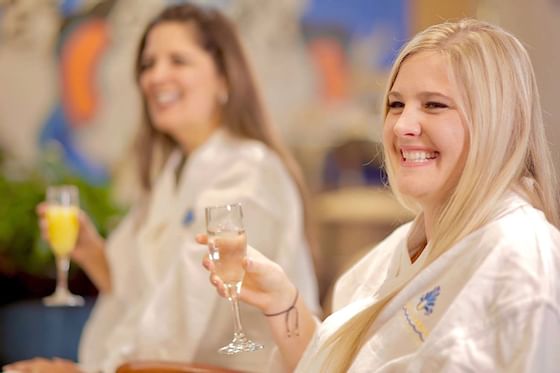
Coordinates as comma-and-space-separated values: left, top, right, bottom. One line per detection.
492, 202, 560, 263
201, 132, 286, 180
190, 131, 297, 208
468, 195, 560, 266
217, 130, 277, 162
423, 206, 560, 370
214, 132, 292, 183
468, 201, 560, 309
189, 130, 286, 180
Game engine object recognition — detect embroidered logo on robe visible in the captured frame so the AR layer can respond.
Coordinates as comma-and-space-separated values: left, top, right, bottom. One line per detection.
402, 286, 441, 342
416, 286, 440, 315
182, 209, 194, 226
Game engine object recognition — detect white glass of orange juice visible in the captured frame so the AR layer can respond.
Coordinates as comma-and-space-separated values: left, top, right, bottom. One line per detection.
43, 185, 84, 307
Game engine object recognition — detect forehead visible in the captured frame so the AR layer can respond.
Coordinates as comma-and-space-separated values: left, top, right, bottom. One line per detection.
391, 51, 458, 95
143, 21, 201, 53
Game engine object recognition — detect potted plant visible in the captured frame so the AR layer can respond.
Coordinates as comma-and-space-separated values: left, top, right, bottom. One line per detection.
0, 148, 123, 305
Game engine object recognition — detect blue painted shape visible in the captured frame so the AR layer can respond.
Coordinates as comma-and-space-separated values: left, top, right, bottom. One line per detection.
40, 105, 108, 184
302, 0, 410, 69
59, 0, 84, 17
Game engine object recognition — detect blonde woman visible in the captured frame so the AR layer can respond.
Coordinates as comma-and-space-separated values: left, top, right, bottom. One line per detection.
203, 19, 560, 372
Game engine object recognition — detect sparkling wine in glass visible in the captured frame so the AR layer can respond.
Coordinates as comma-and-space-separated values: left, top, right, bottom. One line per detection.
43, 185, 84, 307
206, 203, 263, 354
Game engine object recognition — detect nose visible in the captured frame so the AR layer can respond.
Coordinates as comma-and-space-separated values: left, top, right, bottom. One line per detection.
393, 107, 422, 137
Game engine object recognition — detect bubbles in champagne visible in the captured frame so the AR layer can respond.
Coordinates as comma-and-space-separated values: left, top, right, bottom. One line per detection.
208, 230, 247, 286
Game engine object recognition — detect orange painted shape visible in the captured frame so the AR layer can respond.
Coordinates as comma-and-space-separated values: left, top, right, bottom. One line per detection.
61, 19, 110, 127
308, 38, 348, 102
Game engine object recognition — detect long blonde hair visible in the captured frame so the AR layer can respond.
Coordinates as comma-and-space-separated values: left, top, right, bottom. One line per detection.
320, 19, 560, 372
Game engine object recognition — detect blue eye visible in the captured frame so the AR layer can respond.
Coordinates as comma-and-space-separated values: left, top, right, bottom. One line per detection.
425, 101, 448, 109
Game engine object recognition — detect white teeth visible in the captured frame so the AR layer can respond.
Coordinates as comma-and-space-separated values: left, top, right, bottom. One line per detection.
402, 150, 437, 162
155, 91, 180, 104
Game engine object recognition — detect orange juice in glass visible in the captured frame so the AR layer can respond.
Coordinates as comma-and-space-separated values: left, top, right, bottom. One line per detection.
46, 205, 79, 257
43, 185, 84, 307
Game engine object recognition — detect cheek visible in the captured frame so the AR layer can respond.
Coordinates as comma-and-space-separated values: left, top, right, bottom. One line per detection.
190, 74, 218, 100
382, 118, 396, 152
439, 128, 469, 190
189, 91, 217, 115
138, 72, 149, 92
139, 82, 153, 107
447, 128, 468, 163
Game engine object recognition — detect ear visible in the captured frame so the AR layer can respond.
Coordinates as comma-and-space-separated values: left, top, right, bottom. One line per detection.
217, 78, 229, 105
218, 90, 229, 105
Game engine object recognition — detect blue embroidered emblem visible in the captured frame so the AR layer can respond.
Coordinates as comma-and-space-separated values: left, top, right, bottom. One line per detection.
416, 286, 441, 315
182, 209, 194, 226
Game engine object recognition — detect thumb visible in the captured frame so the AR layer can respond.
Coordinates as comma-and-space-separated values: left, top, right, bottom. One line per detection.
36, 202, 48, 215
78, 210, 90, 225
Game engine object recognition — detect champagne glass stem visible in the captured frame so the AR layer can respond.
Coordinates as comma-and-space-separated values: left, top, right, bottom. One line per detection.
55, 256, 70, 292
227, 284, 245, 337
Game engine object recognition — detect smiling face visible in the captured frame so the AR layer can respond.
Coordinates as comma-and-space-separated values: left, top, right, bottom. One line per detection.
383, 51, 468, 212
139, 21, 226, 151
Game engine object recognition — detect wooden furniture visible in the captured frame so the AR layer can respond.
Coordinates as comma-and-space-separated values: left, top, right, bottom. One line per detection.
116, 361, 242, 373
313, 186, 414, 312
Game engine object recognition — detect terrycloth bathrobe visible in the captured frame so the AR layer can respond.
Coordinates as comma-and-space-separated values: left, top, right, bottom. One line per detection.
294, 193, 560, 372
79, 129, 319, 373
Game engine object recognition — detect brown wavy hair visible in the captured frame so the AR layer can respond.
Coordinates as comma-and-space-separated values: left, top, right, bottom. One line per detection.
133, 3, 320, 269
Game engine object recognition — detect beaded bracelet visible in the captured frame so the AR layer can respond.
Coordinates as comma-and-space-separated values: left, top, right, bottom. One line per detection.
263, 289, 299, 337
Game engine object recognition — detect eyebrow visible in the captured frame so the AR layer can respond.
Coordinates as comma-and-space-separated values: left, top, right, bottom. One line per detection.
387, 91, 452, 101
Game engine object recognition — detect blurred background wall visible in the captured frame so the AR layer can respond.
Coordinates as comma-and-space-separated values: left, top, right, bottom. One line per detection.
1, 0, 558, 193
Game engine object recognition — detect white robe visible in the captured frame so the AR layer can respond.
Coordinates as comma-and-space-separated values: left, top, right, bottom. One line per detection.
78, 129, 319, 373
296, 194, 560, 372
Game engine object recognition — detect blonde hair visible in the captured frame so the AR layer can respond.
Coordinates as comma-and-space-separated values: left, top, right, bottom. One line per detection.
320, 19, 560, 372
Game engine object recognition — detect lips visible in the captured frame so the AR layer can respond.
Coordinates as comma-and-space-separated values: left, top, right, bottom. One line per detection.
148, 90, 183, 112
400, 149, 439, 163
155, 91, 181, 104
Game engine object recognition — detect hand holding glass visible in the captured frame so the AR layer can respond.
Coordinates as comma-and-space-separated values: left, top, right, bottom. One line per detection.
43, 185, 84, 307
206, 203, 263, 354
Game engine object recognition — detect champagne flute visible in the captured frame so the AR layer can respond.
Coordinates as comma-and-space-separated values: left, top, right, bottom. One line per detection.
206, 203, 264, 354
42, 185, 84, 307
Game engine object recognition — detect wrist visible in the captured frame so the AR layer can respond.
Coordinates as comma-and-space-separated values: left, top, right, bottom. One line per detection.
263, 286, 300, 338
79, 240, 111, 292
264, 289, 298, 317
263, 285, 298, 316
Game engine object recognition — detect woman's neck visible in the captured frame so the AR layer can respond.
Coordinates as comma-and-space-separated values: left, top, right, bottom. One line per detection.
175, 125, 220, 155
406, 214, 428, 263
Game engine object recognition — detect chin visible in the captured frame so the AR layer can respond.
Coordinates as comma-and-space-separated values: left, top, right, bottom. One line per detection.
152, 121, 176, 134
396, 183, 430, 201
